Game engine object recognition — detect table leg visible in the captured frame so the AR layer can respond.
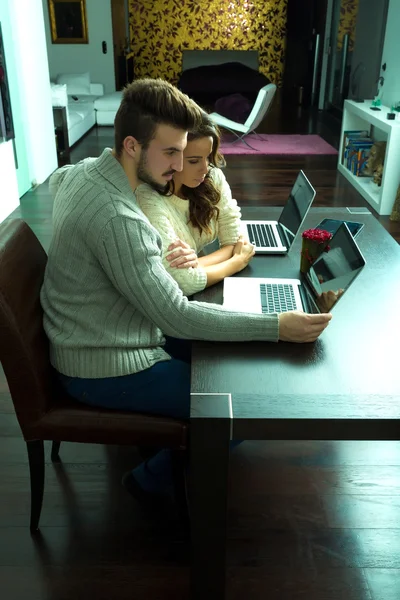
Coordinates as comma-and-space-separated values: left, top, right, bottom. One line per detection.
189, 393, 232, 600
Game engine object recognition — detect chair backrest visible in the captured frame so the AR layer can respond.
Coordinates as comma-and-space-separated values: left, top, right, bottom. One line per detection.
244, 83, 277, 131
0, 219, 54, 435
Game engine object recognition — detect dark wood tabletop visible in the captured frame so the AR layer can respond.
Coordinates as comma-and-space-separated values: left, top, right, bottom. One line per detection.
192, 207, 400, 434
189, 206, 400, 600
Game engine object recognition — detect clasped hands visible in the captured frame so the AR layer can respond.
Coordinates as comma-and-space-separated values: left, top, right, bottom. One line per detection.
166, 235, 255, 270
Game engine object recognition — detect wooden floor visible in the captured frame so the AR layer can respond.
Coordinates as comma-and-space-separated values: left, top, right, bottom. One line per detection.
1, 109, 400, 599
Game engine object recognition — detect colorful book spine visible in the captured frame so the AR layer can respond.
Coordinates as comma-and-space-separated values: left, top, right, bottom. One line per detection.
357, 147, 373, 177
346, 141, 373, 176
344, 137, 373, 164
341, 130, 369, 164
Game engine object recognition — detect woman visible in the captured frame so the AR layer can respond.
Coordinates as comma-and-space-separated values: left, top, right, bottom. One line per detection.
135, 113, 254, 296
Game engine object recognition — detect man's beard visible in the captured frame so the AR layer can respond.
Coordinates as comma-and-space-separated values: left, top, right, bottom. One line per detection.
137, 149, 171, 193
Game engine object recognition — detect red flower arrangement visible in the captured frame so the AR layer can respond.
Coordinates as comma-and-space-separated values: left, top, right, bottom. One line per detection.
300, 228, 332, 273
302, 228, 332, 245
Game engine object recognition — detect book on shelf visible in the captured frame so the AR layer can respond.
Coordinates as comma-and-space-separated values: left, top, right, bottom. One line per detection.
347, 144, 373, 176
345, 139, 372, 167
341, 129, 370, 164
345, 138, 374, 177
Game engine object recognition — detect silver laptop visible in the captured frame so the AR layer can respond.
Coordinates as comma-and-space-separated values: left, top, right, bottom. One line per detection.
241, 170, 316, 254
223, 223, 366, 314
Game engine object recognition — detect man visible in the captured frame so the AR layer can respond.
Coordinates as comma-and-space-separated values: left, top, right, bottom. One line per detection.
41, 78, 331, 498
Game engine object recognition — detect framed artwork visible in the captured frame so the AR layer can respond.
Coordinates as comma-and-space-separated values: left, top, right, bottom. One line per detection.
48, 0, 89, 44
0, 22, 15, 142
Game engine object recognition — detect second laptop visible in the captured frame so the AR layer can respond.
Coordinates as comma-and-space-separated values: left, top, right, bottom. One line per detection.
241, 170, 316, 255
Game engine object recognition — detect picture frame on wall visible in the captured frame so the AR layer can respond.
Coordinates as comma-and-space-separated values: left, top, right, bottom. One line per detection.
0, 22, 15, 142
48, 0, 89, 44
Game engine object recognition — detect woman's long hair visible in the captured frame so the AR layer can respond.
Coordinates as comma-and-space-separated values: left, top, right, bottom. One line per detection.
163, 113, 226, 234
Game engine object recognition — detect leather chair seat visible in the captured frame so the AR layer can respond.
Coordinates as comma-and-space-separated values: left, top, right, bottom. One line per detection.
28, 391, 187, 447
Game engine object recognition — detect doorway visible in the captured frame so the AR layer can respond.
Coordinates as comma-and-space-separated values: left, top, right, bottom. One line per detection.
111, 0, 133, 90
322, 0, 389, 116
283, 0, 329, 109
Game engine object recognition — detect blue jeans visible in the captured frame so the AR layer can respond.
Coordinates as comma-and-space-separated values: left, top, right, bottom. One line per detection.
58, 337, 239, 494
58, 337, 192, 494
59, 337, 192, 418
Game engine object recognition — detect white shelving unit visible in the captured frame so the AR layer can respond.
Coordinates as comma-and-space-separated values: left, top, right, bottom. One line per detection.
338, 100, 400, 215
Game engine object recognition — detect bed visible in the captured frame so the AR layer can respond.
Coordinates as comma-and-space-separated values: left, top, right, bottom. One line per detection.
182, 50, 260, 72
177, 50, 270, 109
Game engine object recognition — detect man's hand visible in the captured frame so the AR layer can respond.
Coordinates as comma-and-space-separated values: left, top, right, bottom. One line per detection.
278, 311, 332, 343
166, 239, 198, 269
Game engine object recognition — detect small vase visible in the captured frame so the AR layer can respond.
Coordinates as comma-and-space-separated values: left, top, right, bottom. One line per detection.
300, 238, 327, 274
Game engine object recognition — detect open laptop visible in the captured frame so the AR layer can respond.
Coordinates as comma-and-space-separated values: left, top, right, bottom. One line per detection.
223, 223, 366, 315
241, 170, 316, 255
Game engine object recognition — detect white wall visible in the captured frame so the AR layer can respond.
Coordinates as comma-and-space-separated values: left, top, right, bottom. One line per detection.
9, 0, 58, 186
0, 2, 31, 199
42, 0, 115, 94
0, 0, 57, 223
380, 0, 400, 108
0, 0, 22, 220
0, 142, 19, 224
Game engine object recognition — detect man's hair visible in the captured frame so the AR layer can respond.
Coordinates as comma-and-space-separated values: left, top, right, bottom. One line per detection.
114, 78, 203, 155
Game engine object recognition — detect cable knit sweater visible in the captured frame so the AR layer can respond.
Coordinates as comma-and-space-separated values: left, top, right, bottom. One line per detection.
40, 148, 279, 379
136, 167, 241, 296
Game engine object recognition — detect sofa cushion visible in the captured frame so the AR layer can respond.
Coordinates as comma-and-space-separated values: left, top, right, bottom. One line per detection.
68, 95, 99, 106
94, 91, 123, 111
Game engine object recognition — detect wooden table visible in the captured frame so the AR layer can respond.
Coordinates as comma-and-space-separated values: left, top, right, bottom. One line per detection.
189, 207, 400, 599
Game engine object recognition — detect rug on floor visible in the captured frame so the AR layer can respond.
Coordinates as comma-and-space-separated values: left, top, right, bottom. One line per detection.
219, 134, 338, 155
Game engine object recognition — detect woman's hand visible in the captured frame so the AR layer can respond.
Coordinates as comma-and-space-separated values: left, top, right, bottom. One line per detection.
231, 236, 255, 272
166, 239, 199, 269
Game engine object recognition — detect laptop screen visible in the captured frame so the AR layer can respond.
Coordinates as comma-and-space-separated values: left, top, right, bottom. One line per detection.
278, 171, 316, 249
304, 223, 366, 311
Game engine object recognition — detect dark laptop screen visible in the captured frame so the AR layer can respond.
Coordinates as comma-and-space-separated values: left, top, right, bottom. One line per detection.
305, 223, 366, 310
278, 171, 316, 249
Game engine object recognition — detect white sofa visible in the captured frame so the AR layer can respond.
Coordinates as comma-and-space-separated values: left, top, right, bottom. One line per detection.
94, 91, 123, 126
66, 84, 104, 146
51, 72, 104, 147
52, 72, 125, 138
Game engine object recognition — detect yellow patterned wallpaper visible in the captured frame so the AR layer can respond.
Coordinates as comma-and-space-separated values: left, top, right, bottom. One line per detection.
337, 0, 359, 51
129, 0, 288, 85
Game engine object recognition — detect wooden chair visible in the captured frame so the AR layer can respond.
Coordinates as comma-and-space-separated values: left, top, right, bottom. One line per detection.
0, 219, 188, 532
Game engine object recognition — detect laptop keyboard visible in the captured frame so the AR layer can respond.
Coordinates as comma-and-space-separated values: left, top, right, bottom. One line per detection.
247, 223, 276, 248
260, 283, 296, 313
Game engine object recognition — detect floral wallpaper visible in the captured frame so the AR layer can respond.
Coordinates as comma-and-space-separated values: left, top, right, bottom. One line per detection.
129, 0, 288, 85
337, 0, 359, 51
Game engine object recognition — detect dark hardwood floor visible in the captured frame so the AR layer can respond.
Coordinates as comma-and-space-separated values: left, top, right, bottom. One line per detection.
1, 106, 400, 599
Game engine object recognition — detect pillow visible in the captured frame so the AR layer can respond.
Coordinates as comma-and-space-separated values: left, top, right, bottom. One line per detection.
214, 93, 252, 123
56, 72, 91, 95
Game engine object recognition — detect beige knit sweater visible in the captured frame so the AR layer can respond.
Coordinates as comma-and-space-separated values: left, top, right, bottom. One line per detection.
40, 149, 279, 379
136, 167, 242, 296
